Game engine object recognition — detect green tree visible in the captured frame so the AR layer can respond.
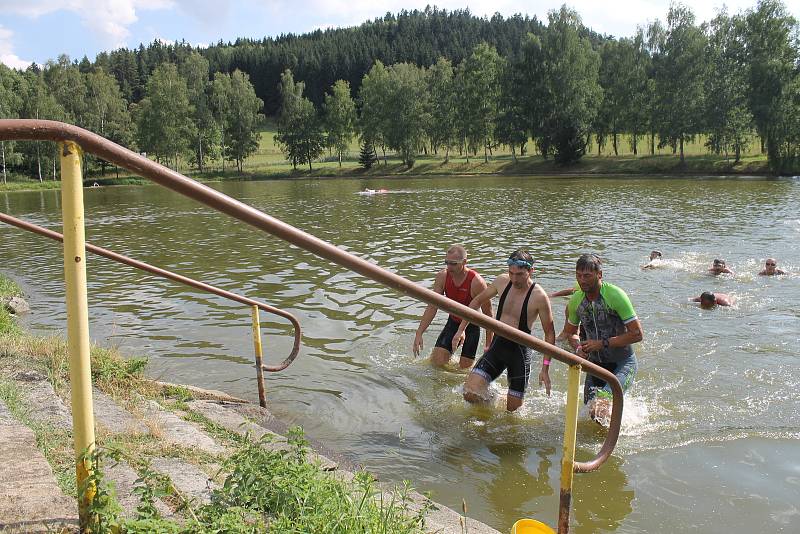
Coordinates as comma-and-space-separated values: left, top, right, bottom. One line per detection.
84, 68, 134, 175
652, 4, 708, 164
43, 55, 87, 127
275, 70, 325, 170
425, 57, 457, 161
538, 7, 602, 164
496, 60, 529, 161
226, 70, 264, 172
704, 11, 753, 162
323, 80, 357, 167
210, 72, 233, 172
382, 62, 427, 168
358, 61, 392, 165
135, 63, 196, 169
19, 69, 65, 181
0, 64, 23, 183
744, 0, 799, 170
456, 43, 505, 162
180, 52, 218, 172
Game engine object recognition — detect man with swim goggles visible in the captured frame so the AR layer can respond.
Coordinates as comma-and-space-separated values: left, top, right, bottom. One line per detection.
452, 249, 555, 412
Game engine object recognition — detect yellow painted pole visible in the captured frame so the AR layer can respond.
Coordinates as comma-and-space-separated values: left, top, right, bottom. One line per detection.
251, 305, 267, 407
558, 364, 581, 534
60, 141, 96, 527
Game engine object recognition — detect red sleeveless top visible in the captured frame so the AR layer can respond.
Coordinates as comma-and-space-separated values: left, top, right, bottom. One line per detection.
445, 269, 476, 323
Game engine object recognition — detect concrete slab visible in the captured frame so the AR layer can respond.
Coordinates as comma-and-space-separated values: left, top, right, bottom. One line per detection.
0, 400, 78, 533
13, 370, 72, 430
93, 389, 149, 436
103, 460, 173, 519
141, 400, 226, 456
150, 457, 219, 506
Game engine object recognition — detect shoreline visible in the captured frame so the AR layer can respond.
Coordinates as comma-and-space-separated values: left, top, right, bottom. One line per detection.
0, 153, 789, 193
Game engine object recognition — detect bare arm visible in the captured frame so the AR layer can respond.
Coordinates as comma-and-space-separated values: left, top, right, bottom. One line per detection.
530, 288, 556, 395
548, 288, 575, 298
451, 275, 503, 351
472, 274, 494, 349
413, 270, 446, 357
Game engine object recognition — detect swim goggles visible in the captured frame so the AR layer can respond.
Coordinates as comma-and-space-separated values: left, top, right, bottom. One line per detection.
507, 258, 533, 269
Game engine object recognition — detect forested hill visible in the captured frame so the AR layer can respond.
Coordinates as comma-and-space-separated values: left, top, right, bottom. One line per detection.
95, 8, 556, 114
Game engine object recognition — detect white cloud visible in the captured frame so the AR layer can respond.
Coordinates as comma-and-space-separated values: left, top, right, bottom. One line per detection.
0, 25, 34, 69
0, 0, 174, 48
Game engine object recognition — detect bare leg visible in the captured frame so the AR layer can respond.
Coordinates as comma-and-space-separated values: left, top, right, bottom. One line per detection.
589, 398, 611, 424
429, 347, 452, 367
463, 372, 490, 403
506, 395, 523, 412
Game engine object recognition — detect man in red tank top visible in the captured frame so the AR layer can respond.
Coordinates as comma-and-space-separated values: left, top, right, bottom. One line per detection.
413, 245, 494, 369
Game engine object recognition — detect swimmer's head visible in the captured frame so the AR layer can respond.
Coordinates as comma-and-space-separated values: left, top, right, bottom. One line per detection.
699, 291, 716, 309
507, 249, 534, 270
576, 253, 602, 273
650, 250, 662, 260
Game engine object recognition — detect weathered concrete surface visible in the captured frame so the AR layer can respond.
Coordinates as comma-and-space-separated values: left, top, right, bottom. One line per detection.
12, 370, 72, 430
150, 457, 219, 506
93, 389, 149, 436
0, 400, 77, 533
141, 399, 226, 455
104, 461, 172, 519
189, 400, 339, 469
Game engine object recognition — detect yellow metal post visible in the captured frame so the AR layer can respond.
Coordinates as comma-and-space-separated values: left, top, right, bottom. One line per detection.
558, 364, 581, 534
251, 305, 267, 407
60, 141, 96, 527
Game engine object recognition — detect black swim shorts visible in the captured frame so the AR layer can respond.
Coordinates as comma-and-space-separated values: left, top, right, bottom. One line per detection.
434, 317, 480, 359
471, 337, 532, 398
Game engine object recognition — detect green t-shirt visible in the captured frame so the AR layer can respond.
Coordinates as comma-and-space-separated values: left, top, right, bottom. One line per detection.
567, 281, 637, 363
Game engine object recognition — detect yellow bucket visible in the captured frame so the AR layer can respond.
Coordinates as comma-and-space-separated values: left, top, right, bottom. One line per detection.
511, 518, 556, 534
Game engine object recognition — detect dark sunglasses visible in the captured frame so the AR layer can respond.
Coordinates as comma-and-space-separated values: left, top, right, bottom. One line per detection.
766, 262, 776, 266
444, 260, 464, 266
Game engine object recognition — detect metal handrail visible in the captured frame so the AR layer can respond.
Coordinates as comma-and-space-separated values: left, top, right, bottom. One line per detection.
0, 212, 301, 373
0, 119, 623, 473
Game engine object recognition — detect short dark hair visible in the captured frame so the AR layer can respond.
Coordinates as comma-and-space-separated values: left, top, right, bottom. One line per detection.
576, 253, 602, 272
713, 258, 725, 266
651, 250, 662, 257
508, 249, 534, 269
700, 291, 715, 304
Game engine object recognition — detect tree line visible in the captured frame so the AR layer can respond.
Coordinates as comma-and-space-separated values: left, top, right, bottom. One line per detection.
277, 0, 800, 172
0, 53, 263, 182
1, 0, 799, 180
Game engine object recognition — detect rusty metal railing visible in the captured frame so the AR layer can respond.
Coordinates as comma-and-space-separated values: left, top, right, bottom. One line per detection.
0, 120, 625, 532
0, 212, 301, 376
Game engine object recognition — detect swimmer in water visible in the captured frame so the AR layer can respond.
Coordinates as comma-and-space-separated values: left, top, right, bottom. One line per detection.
758, 258, 786, 276
691, 291, 732, 309
641, 250, 663, 269
709, 258, 733, 275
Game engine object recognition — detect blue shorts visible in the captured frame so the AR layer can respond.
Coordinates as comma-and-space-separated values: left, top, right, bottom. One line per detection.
434, 317, 480, 359
583, 353, 637, 404
471, 337, 532, 399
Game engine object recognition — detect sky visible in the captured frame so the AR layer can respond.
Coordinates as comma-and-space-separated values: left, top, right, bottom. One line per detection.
1, 0, 798, 69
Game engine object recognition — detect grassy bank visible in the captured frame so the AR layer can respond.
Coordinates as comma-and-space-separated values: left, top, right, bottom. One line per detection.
0, 273, 432, 533
0, 127, 780, 193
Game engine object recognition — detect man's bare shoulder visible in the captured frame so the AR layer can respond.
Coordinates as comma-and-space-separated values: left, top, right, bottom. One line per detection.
492, 272, 510, 288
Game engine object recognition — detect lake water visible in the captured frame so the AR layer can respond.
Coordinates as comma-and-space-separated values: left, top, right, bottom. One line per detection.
1, 175, 799, 532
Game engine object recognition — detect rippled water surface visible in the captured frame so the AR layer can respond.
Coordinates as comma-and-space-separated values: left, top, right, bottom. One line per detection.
2, 175, 799, 532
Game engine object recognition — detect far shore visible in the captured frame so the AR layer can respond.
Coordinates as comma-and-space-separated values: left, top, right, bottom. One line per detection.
0, 152, 788, 193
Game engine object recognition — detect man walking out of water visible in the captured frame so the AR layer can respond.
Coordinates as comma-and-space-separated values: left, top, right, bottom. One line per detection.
562, 254, 643, 423
453, 249, 555, 412
413, 245, 493, 369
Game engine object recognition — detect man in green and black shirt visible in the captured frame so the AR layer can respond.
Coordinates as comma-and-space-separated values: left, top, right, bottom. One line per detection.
562, 254, 643, 423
